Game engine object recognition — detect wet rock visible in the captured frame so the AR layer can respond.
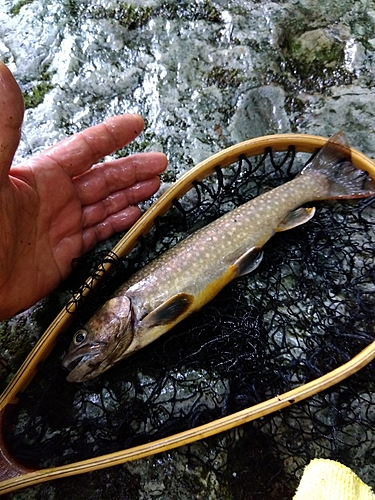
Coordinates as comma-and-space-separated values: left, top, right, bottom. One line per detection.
287, 28, 345, 71
297, 85, 375, 158
230, 85, 291, 142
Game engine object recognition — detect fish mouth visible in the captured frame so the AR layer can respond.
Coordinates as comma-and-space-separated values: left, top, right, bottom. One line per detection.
62, 354, 92, 373
63, 353, 103, 383
62, 341, 106, 373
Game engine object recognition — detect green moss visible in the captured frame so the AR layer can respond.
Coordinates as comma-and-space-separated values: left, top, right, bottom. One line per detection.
89, 0, 221, 26
348, 11, 375, 51
153, 0, 221, 22
89, 3, 153, 29
275, 23, 354, 94
156, 0, 221, 22
286, 29, 345, 70
204, 67, 243, 90
23, 71, 54, 109
9, 0, 35, 16
63, 0, 81, 19
115, 4, 153, 29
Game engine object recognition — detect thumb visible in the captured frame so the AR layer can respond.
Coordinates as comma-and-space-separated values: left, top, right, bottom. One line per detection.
0, 61, 24, 182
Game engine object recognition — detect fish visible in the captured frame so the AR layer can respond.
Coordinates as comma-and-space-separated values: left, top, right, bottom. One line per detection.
62, 132, 375, 382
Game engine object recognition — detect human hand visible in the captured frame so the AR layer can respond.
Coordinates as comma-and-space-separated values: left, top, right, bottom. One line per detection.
0, 61, 167, 319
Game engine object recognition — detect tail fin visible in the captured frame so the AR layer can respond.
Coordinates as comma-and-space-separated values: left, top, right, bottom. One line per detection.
301, 132, 375, 199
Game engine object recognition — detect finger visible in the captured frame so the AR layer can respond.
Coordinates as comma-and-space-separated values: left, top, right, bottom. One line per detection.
74, 152, 167, 206
0, 62, 24, 182
82, 206, 142, 253
41, 114, 145, 178
81, 177, 161, 229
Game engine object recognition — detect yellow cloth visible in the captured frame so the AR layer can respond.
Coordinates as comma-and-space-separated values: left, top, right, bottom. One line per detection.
293, 459, 375, 500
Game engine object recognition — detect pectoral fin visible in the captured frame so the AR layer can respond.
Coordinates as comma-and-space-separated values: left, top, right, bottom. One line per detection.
141, 292, 194, 328
276, 207, 316, 232
231, 246, 264, 277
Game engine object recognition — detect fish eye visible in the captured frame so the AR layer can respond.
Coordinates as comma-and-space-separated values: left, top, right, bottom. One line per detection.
74, 330, 87, 345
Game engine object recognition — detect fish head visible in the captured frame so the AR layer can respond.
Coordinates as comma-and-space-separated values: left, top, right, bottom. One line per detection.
62, 295, 134, 382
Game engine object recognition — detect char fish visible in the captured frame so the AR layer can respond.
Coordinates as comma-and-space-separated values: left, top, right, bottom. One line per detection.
63, 132, 375, 382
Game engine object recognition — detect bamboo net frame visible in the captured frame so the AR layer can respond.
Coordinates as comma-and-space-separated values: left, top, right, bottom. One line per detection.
0, 134, 374, 495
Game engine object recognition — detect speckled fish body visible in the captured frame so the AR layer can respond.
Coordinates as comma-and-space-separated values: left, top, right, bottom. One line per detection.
62, 132, 375, 382
124, 172, 320, 334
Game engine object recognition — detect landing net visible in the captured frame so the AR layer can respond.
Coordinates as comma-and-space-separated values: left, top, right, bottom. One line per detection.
5, 146, 375, 498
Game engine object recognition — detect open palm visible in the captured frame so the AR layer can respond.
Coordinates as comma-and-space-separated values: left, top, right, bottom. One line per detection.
0, 62, 167, 319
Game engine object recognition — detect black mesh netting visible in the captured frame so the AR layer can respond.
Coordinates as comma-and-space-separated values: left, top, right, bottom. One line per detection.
4, 145, 375, 499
